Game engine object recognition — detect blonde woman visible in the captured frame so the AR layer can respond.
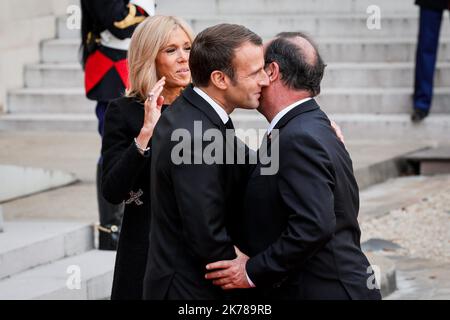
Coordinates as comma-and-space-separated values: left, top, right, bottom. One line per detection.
101, 15, 194, 300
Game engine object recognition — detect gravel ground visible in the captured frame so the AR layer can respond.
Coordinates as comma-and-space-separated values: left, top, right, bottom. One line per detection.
360, 175, 450, 263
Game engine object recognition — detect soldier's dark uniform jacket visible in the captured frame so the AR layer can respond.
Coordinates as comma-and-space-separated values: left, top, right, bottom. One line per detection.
415, 0, 450, 11
81, 0, 154, 101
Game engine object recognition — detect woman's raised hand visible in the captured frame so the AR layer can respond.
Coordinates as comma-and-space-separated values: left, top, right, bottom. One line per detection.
135, 77, 166, 150
143, 77, 166, 130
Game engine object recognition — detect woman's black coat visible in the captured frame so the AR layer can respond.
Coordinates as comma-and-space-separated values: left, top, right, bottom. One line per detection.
102, 96, 158, 299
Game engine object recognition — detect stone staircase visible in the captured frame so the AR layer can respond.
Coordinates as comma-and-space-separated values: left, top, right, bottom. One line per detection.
1, 0, 449, 300
0, 221, 115, 299
0, 0, 449, 142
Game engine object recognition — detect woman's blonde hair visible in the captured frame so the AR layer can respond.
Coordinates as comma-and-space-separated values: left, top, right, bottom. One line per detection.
126, 15, 194, 101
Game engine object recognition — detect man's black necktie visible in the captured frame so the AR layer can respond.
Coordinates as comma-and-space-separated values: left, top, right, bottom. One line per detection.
225, 118, 234, 130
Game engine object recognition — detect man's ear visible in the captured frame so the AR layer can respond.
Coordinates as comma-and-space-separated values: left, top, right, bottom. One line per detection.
266, 62, 280, 82
210, 71, 228, 90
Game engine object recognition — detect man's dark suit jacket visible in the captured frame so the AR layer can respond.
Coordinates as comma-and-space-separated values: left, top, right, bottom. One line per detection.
143, 84, 249, 300
237, 99, 382, 300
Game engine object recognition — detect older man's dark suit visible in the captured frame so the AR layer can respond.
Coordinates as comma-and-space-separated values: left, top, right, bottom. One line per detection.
143, 85, 249, 300
237, 99, 381, 300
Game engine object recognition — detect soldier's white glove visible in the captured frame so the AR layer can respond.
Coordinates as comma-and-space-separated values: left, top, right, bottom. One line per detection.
130, 0, 156, 16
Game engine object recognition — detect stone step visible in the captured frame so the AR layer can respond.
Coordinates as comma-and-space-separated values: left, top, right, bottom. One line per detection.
231, 112, 450, 142
41, 38, 450, 64
24, 62, 450, 89
0, 113, 96, 131
0, 249, 115, 300
239, 135, 430, 190
54, 1, 421, 35
1, 112, 449, 141
0, 164, 77, 203
404, 146, 450, 175
364, 252, 397, 298
252, 87, 448, 115
4, 113, 440, 142
384, 257, 450, 300
58, 14, 450, 39
25, 63, 83, 88
57, 13, 80, 40
181, 14, 448, 39
41, 39, 80, 64
330, 114, 450, 142
7, 88, 95, 114
320, 38, 450, 63
156, 0, 417, 16
317, 87, 450, 114
230, 87, 450, 115
0, 221, 94, 280
55, 0, 418, 40
349, 141, 431, 190
322, 63, 450, 88
7, 85, 450, 115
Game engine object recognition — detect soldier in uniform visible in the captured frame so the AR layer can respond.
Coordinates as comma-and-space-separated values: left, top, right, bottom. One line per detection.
412, 0, 450, 122
80, 0, 155, 250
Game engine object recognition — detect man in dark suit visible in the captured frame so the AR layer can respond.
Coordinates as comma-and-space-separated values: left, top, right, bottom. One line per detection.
412, 0, 450, 122
206, 32, 382, 300
142, 24, 269, 300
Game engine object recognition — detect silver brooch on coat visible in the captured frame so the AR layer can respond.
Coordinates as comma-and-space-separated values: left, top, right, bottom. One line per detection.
125, 189, 144, 206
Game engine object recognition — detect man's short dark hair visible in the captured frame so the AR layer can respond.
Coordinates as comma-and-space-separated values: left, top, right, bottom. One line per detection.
190, 24, 262, 87
265, 31, 326, 96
